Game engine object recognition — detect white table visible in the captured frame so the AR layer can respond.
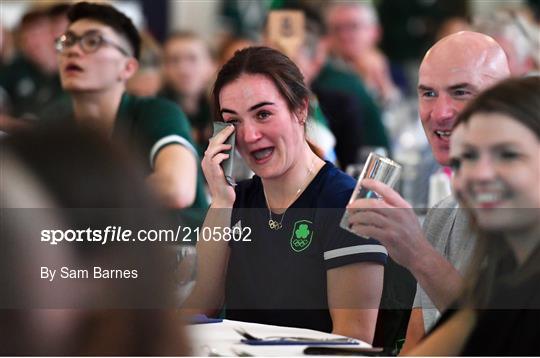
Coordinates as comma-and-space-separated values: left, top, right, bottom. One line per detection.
187, 319, 371, 356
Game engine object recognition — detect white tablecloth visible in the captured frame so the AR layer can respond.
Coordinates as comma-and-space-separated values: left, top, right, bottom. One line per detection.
187, 319, 371, 356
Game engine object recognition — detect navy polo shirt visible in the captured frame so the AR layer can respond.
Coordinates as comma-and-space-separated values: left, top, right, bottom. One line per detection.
225, 162, 387, 332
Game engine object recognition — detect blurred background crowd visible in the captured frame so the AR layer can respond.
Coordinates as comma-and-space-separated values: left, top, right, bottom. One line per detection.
2, 0, 539, 211
1, 0, 540, 355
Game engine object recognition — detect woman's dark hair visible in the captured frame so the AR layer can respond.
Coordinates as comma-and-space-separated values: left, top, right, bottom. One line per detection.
212, 46, 310, 122
67, 1, 141, 59
455, 76, 540, 139
455, 76, 540, 310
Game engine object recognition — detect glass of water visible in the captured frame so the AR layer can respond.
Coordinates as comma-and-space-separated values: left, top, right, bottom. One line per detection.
341, 152, 402, 237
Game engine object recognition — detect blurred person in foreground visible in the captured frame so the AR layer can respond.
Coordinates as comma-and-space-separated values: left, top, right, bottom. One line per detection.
54, 2, 208, 215
185, 46, 387, 343
161, 31, 216, 156
347, 31, 511, 351
409, 76, 540, 356
0, 124, 190, 355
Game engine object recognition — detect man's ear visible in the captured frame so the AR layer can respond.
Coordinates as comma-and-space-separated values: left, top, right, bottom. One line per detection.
120, 57, 139, 82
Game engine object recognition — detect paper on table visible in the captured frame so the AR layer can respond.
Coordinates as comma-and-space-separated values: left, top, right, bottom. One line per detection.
234, 327, 359, 345
241, 338, 359, 346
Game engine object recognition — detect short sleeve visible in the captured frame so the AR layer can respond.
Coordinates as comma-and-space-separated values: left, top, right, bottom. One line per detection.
136, 98, 198, 169
321, 218, 388, 270
314, 168, 388, 270
316, 187, 388, 269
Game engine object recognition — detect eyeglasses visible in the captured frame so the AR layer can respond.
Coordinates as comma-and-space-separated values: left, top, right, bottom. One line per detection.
55, 30, 131, 57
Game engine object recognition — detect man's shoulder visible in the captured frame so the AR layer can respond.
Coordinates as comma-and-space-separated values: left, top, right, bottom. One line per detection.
433, 195, 458, 209
121, 93, 191, 136
116, 93, 197, 163
423, 195, 458, 245
424, 195, 474, 265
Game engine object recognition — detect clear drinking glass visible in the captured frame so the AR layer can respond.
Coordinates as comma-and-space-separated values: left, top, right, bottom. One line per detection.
341, 152, 402, 237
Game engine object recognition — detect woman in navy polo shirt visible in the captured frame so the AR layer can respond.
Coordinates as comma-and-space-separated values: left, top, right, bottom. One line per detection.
185, 46, 387, 343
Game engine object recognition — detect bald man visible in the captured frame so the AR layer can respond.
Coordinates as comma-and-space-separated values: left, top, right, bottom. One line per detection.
418, 31, 509, 166
347, 31, 510, 349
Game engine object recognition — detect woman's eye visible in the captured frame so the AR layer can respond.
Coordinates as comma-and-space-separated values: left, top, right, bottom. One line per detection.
222, 117, 239, 125
257, 111, 271, 120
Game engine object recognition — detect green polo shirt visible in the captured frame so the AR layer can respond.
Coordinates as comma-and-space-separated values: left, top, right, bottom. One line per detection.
113, 93, 209, 228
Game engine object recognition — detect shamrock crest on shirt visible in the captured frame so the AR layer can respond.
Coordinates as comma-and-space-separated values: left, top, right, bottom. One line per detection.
290, 220, 313, 252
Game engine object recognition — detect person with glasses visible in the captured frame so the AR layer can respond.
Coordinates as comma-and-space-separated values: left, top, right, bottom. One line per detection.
55, 2, 208, 216
56, 29, 133, 57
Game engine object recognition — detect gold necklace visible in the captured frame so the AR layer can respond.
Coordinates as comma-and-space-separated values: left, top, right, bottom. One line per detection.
263, 161, 316, 230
